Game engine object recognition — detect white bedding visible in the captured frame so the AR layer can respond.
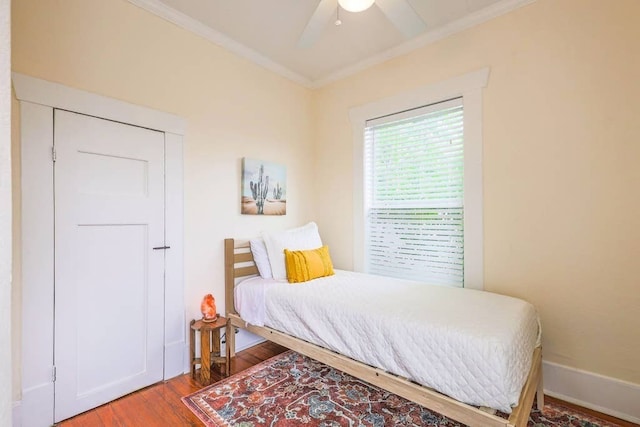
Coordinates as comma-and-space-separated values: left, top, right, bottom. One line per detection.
234, 270, 541, 412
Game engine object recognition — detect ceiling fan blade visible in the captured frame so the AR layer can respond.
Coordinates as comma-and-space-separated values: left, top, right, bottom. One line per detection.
297, 0, 338, 48
375, 0, 426, 39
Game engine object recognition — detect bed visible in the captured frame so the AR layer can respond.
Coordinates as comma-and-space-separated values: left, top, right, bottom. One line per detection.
224, 238, 544, 427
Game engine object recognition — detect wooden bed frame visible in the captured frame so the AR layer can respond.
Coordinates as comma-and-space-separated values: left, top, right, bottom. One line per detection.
224, 238, 544, 427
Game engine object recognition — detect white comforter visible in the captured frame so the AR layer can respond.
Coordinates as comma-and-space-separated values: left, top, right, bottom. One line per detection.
235, 270, 540, 412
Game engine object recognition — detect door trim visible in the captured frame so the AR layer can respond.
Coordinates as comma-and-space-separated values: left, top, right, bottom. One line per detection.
12, 73, 185, 134
14, 73, 185, 427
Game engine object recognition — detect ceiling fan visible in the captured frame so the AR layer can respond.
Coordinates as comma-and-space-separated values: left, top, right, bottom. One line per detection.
298, 0, 427, 47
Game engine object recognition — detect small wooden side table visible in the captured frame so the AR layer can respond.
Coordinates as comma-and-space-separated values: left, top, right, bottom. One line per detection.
190, 316, 230, 383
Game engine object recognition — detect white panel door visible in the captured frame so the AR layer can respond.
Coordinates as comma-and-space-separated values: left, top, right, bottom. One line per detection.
53, 110, 165, 422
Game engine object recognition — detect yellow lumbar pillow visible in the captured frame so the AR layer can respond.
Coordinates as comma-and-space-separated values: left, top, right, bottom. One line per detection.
284, 245, 335, 283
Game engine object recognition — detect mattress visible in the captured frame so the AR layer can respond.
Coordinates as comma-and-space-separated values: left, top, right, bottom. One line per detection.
234, 270, 541, 412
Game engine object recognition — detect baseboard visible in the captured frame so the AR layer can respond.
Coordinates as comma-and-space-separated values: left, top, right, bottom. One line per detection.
12, 401, 21, 427
233, 329, 266, 352
164, 340, 185, 380
20, 382, 53, 427
220, 328, 266, 354
543, 360, 640, 424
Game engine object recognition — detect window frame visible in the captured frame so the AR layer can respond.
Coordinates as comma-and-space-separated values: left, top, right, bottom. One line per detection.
349, 68, 489, 290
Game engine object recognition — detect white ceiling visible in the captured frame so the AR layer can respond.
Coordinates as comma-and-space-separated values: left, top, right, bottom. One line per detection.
128, 0, 534, 88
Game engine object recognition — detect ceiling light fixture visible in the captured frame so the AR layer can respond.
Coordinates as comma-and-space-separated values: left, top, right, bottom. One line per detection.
338, 0, 375, 13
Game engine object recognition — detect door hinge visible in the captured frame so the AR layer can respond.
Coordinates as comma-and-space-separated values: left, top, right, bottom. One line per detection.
51, 146, 57, 162
52, 366, 56, 382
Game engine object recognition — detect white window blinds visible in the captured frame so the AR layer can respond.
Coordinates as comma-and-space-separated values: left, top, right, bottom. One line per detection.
364, 97, 464, 286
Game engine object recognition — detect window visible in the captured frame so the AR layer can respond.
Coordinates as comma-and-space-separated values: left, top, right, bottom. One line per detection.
350, 68, 488, 289
364, 98, 464, 286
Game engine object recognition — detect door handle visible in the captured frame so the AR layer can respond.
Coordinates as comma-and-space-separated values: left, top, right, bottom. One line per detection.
152, 246, 171, 250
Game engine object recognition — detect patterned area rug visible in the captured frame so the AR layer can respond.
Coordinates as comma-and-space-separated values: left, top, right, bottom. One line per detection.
182, 350, 619, 427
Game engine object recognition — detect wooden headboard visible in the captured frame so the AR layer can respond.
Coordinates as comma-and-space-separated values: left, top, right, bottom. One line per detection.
224, 238, 259, 317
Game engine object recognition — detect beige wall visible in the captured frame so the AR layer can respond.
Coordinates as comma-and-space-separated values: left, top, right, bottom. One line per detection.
313, 0, 640, 384
11, 0, 314, 400
12, 0, 639, 405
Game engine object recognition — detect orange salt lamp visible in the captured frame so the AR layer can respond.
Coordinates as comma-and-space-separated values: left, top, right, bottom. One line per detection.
201, 294, 218, 322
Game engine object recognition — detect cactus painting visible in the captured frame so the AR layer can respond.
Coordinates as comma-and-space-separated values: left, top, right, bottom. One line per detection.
241, 158, 287, 215
273, 182, 283, 200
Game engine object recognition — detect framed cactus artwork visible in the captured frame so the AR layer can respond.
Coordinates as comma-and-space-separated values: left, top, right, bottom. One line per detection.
241, 158, 287, 215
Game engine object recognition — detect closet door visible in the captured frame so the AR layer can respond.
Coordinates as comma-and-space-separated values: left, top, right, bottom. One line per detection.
53, 110, 165, 421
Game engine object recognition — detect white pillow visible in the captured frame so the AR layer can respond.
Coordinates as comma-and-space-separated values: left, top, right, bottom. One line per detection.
249, 238, 272, 279
262, 222, 322, 280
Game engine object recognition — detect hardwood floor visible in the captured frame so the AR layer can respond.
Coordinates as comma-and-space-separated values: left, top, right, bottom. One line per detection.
543, 396, 638, 427
57, 341, 636, 426
56, 341, 288, 427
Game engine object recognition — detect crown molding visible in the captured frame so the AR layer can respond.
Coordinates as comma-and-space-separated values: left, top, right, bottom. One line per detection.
126, 0, 314, 88
127, 0, 535, 89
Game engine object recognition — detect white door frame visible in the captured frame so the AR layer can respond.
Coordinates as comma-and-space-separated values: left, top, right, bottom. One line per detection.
12, 73, 186, 427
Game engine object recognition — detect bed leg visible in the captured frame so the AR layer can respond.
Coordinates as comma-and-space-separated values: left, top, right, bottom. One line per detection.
536, 367, 544, 410
227, 321, 236, 358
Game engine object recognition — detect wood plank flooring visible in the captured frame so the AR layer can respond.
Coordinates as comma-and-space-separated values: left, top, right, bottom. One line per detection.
57, 341, 637, 426
56, 341, 287, 426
